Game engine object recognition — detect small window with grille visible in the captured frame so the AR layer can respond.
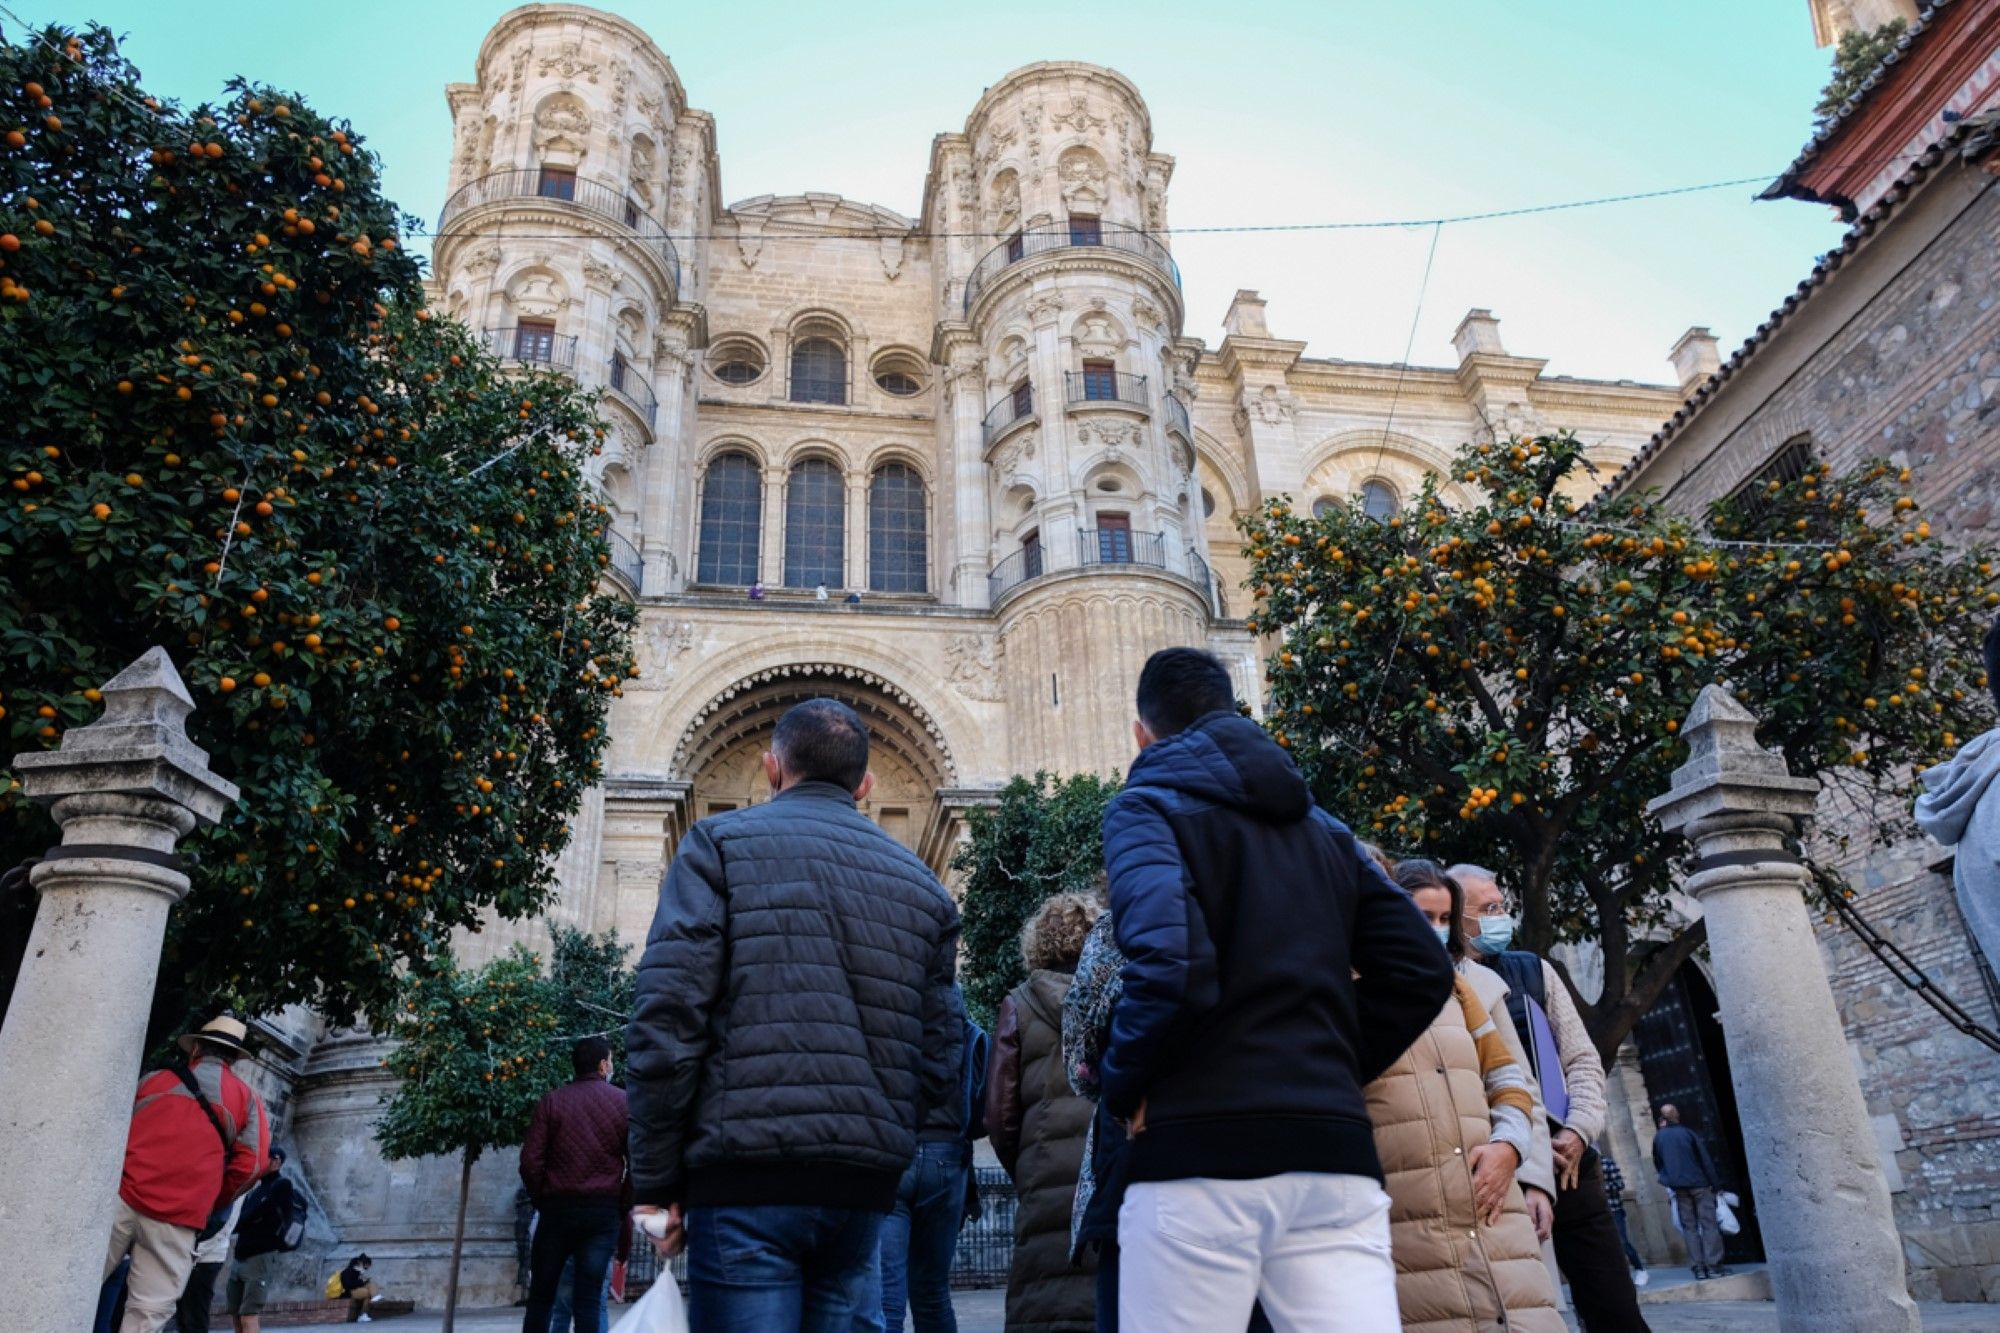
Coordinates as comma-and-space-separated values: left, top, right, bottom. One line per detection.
1728, 435, 1814, 520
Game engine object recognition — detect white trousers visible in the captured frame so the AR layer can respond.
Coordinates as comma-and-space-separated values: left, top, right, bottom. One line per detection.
1118, 1171, 1400, 1333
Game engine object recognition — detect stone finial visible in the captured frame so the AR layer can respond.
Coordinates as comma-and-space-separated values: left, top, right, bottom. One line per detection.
11, 647, 239, 824
1668, 326, 1722, 391
1452, 308, 1505, 362
1647, 684, 1818, 834
1222, 290, 1270, 338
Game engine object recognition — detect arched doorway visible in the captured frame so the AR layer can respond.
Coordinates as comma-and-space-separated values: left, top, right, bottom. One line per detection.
670, 662, 961, 865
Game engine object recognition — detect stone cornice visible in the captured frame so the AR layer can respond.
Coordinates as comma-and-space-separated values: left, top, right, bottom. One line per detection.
1216, 335, 1307, 380
434, 198, 678, 308
966, 249, 1186, 335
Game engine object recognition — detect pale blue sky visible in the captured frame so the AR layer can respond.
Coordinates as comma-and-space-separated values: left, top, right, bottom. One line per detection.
38, 1, 1848, 384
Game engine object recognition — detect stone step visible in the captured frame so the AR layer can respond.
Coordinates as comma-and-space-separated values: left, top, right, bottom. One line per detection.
1637, 1264, 1771, 1304
207, 1296, 417, 1326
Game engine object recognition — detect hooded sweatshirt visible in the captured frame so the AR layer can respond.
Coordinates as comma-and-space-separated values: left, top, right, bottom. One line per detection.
1099, 710, 1456, 1185
1915, 729, 2000, 983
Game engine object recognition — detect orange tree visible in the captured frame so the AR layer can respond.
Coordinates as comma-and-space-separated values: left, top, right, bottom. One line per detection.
1242, 430, 1994, 1056
0, 24, 636, 1034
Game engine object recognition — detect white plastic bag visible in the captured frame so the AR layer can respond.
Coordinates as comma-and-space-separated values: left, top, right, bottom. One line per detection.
609, 1275, 688, 1333
1716, 1190, 1742, 1236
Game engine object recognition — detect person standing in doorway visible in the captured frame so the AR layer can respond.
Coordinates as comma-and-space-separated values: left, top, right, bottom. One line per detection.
519, 1036, 630, 1333
627, 698, 963, 1331
1651, 1104, 1728, 1281
1101, 648, 1454, 1332
1451, 865, 1651, 1332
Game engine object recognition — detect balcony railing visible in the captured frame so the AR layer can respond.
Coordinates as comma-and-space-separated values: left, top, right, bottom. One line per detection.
1077, 526, 1169, 570
604, 527, 642, 587
484, 326, 578, 370
1164, 393, 1192, 440
987, 543, 1045, 603
608, 354, 659, 428
439, 169, 681, 288
982, 388, 1036, 448
1063, 370, 1149, 409
964, 220, 1180, 314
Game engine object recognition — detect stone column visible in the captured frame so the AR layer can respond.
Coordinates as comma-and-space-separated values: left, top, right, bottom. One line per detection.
1648, 686, 1918, 1332
0, 648, 238, 1333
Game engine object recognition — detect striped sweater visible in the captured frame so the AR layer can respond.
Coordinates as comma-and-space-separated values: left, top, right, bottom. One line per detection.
1453, 976, 1535, 1165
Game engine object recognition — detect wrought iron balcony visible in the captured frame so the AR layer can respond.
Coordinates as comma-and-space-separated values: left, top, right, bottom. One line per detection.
987, 542, 1046, 602
484, 326, 578, 370
964, 220, 1180, 314
1076, 526, 1170, 570
608, 353, 659, 428
439, 169, 681, 289
1063, 370, 1149, 409
604, 527, 643, 588
982, 387, 1037, 449
1164, 393, 1192, 440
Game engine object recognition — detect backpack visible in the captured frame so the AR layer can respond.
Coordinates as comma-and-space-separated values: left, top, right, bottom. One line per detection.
325, 1271, 344, 1300
239, 1177, 308, 1254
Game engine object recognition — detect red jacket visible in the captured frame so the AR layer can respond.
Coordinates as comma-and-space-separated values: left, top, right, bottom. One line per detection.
520, 1074, 628, 1201
121, 1053, 270, 1229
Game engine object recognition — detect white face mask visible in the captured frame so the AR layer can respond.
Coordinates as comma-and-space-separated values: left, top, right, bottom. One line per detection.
1468, 914, 1516, 956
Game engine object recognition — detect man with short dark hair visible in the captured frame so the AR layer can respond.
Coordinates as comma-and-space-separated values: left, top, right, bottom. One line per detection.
1652, 1104, 1728, 1280
628, 697, 963, 1330
519, 1036, 629, 1333
1102, 647, 1455, 1331
224, 1146, 297, 1333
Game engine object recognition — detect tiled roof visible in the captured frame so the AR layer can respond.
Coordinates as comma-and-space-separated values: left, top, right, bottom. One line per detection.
1764, 1, 1953, 202
1598, 111, 2000, 505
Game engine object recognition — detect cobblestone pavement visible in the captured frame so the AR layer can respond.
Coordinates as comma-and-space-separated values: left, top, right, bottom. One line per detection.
378, 1289, 2000, 1332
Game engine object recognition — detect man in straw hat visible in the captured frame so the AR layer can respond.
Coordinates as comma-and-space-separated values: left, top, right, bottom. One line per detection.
103, 1015, 270, 1333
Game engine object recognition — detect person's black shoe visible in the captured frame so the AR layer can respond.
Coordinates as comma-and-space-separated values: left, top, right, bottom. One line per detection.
1693, 1265, 1710, 1280
1715, 1266, 1734, 1278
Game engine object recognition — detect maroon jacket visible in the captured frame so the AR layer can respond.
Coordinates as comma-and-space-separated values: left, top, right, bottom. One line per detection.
520, 1074, 629, 1203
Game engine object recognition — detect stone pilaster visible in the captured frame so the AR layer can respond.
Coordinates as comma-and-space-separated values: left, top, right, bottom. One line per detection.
1648, 686, 1918, 1332
0, 648, 239, 1333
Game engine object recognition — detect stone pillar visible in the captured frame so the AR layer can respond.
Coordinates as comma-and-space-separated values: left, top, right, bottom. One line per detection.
0, 648, 238, 1333
1648, 686, 1918, 1332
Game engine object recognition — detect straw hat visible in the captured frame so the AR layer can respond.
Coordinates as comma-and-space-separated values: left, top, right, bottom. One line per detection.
177, 1015, 253, 1059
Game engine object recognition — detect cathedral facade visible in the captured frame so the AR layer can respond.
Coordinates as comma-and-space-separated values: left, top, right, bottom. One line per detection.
264, 2, 1703, 1302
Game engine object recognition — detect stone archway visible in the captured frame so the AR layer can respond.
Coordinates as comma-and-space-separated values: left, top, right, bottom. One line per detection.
672, 661, 961, 863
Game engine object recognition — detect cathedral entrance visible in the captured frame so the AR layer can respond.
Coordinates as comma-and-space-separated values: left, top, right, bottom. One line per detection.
671, 662, 964, 870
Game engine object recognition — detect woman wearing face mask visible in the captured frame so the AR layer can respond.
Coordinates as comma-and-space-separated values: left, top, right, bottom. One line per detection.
1357, 859, 1563, 1333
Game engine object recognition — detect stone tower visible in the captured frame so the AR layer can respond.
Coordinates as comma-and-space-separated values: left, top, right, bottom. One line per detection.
929, 64, 1211, 776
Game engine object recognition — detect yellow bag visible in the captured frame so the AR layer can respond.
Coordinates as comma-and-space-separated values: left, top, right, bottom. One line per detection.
324, 1272, 343, 1299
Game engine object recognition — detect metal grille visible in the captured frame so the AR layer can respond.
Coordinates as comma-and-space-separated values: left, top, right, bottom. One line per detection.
951, 1167, 1019, 1289
1727, 435, 1814, 521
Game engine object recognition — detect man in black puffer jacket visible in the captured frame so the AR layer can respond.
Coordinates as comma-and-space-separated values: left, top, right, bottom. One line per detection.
1101, 648, 1454, 1333
627, 698, 962, 1331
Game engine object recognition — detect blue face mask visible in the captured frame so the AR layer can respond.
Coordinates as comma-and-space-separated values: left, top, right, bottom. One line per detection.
1470, 915, 1515, 956
1432, 925, 1453, 949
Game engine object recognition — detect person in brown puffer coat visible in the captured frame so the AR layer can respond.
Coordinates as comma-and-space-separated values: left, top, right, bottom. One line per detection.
986, 893, 1101, 1333
1372, 860, 1564, 1333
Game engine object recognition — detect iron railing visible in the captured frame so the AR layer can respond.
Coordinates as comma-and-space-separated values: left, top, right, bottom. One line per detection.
982, 388, 1036, 448
604, 527, 642, 586
608, 353, 659, 428
1064, 369, 1149, 409
1187, 548, 1218, 614
951, 1166, 1020, 1289
438, 169, 681, 288
988, 543, 1046, 602
484, 326, 578, 370
964, 220, 1179, 313
1077, 526, 1169, 570
1164, 393, 1192, 439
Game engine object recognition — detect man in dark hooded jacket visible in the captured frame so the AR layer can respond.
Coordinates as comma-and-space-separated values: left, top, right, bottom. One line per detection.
1100, 647, 1454, 1332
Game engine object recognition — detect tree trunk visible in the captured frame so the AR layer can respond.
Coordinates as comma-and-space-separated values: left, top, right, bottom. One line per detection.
443, 1149, 475, 1333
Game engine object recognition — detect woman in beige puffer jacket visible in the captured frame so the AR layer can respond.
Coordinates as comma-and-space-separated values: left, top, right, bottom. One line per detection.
1368, 858, 1563, 1333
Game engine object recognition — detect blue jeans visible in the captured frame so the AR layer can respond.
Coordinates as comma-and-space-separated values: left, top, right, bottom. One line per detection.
688, 1203, 884, 1332
877, 1141, 968, 1332
524, 1196, 622, 1333
551, 1254, 613, 1332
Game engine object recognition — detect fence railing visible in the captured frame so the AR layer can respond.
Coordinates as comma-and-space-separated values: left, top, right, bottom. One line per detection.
982, 388, 1036, 448
988, 543, 1045, 603
951, 1166, 1020, 1289
609, 354, 659, 428
964, 220, 1179, 313
605, 527, 642, 586
484, 326, 578, 370
438, 169, 681, 288
1063, 370, 1149, 409
1076, 526, 1169, 570
1164, 393, 1192, 439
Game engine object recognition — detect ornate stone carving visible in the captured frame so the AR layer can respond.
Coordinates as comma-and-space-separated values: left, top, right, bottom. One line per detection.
944, 634, 1004, 702
1075, 418, 1139, 454
1254, 384, 1295, 426
1025, 291, 1065, 325
1132, 297, 1165, 335
1051, 94, 1105, 134
630, 139, 658, 209
609, 60, 630, 116
879, 235, 906, 282
582, 258, 618, 290
534, 99, 590, 158
634, 619, 696, 687
1075, 308, 1121, 357
994, 171, 1021, 225
460, 245, 500, 276
637, 91, 662, 124
507, 46, 530, 94
1022, 100, 1044, 181
734, 217, 765, 270
1058, 147, 1108, 212
992, 426, 1038, 486
537, 41, 600, 83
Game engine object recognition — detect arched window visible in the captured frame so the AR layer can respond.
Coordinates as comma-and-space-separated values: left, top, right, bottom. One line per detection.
696, 452, 761, 585
1360, 479, 1400, 522
869, 463, 928, 594
1311, 497, 1338, 519
784, 457, 845, 588
790, 337, 847, 405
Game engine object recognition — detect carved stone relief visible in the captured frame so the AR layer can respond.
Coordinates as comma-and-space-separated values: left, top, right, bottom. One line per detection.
630, 139, 658, 210
582, 258, 618, 290
944, 634, 1004, 702
1052, 95, 1105, 134
632, 619, 696, 687
1075, 418, 1140, 454
534, 98, 591, 159
992, 425, 1038, 487
1254, 384, 1296, 426
1075, 308, 1122, 358
1058, 147, 1108, 212
537, 41, 600, 83
1025, 292, 1065, 325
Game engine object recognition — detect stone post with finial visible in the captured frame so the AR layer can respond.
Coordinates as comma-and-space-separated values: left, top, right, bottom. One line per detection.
0, 647, 238, 1333
1649, 684, 1918, 1332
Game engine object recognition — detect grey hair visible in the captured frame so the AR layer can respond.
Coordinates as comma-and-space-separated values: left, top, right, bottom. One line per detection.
1447, 864, 1510, 906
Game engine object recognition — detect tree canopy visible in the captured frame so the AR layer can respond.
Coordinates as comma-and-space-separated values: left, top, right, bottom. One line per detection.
1242, 430, 1994, 1055
0, 24, 636, 1031
954, 772, 1118, 1027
